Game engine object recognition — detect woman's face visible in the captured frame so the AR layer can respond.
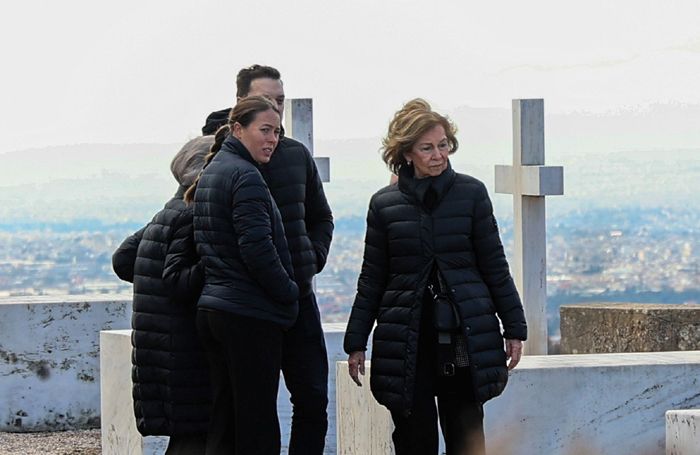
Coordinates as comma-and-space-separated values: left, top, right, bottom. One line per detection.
404, 124, 450, 178
233, 108, 281, 164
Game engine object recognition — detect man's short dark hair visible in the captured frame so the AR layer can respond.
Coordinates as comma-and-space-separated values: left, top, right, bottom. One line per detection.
236, 65, 282, 98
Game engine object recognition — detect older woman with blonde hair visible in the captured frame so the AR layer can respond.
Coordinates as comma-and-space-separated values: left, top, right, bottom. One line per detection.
344, 99, 527, 454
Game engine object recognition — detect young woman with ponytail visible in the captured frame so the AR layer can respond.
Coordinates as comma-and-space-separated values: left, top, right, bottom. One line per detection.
181, 95, 299, 455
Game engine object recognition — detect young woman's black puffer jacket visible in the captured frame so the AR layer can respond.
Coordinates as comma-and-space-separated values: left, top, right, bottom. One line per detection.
192, 135, 299, 327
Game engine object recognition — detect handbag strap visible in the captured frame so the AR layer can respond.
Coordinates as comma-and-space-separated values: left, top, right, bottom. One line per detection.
428, 268, 450, 298
436, 269, 449, 296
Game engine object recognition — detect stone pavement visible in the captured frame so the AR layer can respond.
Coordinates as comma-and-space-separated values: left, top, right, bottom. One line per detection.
0, 429, 100, 455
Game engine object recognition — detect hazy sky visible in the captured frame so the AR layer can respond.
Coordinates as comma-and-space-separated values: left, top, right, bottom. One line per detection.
2, 0, 700, 154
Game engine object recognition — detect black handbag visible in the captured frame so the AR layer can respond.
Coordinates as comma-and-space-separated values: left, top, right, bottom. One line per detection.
429, 272, 462, 377
430, 273, 460, 333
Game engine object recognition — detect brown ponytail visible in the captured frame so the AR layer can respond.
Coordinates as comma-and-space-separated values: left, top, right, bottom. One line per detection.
184, 124, 230, 204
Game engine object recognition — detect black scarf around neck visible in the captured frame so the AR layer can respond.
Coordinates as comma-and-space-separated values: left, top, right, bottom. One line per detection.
398, 161, 456, 212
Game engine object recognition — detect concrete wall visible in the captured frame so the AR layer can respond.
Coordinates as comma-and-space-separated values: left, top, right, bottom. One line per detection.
560, 303, 700, 354
0, 291, 352, 447
0, 295, 131, 431
336, 352, 700, 455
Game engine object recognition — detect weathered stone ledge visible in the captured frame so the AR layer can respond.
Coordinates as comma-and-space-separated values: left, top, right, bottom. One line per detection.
560, 302, 700, 354
0, 295, 131, 431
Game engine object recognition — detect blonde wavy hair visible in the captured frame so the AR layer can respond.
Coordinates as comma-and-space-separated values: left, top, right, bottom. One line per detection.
381, 98, 458, 174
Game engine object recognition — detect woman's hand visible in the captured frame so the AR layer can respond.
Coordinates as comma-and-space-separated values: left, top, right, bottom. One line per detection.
505, 339, 523, 370
348, 351, 366, 387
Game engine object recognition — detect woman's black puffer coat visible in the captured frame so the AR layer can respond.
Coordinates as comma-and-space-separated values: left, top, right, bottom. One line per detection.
193, 136, 299, 327
112, 187, 210, 436
203, 109, 334, 299
344, 163, 527, 415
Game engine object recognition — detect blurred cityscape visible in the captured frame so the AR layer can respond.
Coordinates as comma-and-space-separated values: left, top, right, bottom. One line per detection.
1, 133, 698, 338
1, 207, 697, 338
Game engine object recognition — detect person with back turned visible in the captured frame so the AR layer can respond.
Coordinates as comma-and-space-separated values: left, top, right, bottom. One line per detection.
112, 136, 213, 454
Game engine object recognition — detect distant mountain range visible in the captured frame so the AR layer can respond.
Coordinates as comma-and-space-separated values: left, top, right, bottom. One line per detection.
1, 103, 698, 224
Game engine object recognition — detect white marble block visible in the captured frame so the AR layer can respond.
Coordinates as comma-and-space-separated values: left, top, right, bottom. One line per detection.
336, 352, 700, 455
335, 363, 394, 455
666, 409, 700, 455
0, 295, 131, 431
100, 330, 168, 455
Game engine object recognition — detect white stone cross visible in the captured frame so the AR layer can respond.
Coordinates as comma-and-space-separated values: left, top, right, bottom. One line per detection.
495, 99, 563, 355
284, 98, 330, 296
284, 98, 330, 182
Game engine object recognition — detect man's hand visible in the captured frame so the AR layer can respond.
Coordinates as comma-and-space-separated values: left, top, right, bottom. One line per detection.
348, 351, 366, 387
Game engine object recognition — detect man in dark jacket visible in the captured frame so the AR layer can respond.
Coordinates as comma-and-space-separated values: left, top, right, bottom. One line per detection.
202, 64, 334, 455
112, 136, 213, 454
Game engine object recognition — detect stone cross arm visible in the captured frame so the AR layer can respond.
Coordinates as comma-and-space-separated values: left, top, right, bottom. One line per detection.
495, 164, 563, 196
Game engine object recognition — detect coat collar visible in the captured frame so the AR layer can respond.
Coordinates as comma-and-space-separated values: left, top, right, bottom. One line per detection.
220, 135, 259, 167
174, 185, 188, 199
398, 161, 456, 210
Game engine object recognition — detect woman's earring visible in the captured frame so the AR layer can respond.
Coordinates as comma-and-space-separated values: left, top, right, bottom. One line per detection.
407, 160, 412, 165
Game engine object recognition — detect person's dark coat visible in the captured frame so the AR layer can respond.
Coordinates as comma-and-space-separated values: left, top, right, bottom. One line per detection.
344, 163, 527, 415
193, 135, 299, 327
203, 109, 334, 299
112, 186, 210, 436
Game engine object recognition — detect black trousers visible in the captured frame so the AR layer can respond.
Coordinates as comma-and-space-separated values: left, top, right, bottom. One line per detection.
196, 309, 284, 455
390, 297, 485, 455
281, 293, 329, 455
165, 434, 207, 455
